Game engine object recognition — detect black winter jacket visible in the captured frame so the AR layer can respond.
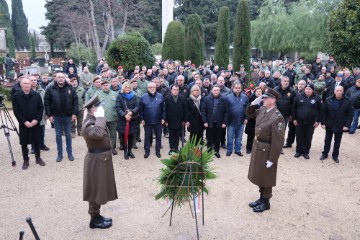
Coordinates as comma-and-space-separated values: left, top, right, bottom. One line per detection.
321, 96, 353, 132
115, 92, 139, 134
292, 92, 322, 123
44, 82, 78, 117
164, 95, 186, 129
346, 86, 360, 108
201, 94, 226, 128
274, 86, 296, 118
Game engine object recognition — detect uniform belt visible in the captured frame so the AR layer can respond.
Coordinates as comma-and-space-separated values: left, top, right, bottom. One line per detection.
88, 147, 111, 153
256, 137, 271, 144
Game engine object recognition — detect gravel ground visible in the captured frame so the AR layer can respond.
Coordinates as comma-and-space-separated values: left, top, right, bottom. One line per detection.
0, 111, 359, 240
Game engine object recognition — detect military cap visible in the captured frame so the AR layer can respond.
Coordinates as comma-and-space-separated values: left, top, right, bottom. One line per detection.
70, 77, 77, 82
262, 88, 280, 100
83, 94, 101, 109
93, 76, 101, 82
101, 80, 110, 85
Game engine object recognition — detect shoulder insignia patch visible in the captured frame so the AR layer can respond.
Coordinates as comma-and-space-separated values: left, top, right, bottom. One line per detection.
277, 122, 284, 131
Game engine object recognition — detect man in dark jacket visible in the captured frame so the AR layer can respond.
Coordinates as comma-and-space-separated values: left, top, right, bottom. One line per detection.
283, 64, 297, 88
320, 86, 353, 163
324, 73, 347, 99
274, 76, 296, 129
12, 78, 46, 170
164, 85, 186, 154
64, 59, 77, 75
201, 86, 226, 158
257, 70, 275, 89
283, 80, 306, 149
292, 84, 322, 159
347, 78, 360, 133
139, 82, 165, 158
224, 81, 249, 156
44, 72, 78, 162
301, 67, 316, 82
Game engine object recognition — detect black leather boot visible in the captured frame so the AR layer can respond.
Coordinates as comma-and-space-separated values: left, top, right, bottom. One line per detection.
99, 215, 112, 223
124, 146, 129, 160
249, 193, 263, 208
127, 145, 135, 159
253, 198, 270, 213
89, 215, 112, 229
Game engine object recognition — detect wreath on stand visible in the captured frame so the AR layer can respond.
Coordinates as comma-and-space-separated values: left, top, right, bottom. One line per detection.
155, 136, 217, 219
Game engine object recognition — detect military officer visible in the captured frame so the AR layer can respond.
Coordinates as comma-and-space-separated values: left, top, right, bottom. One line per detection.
85, 76, 102, 102
82, 95, 118, 229
97, 80, 119, 155
70, 77, 86, 137
246, 88, 285, 212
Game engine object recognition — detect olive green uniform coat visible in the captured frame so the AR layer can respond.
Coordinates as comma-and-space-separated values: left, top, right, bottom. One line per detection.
82, 115, 118, 205
246, 105, 285, 187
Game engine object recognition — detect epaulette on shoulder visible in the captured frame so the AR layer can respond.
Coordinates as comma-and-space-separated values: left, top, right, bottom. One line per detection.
275, 111, 283, 118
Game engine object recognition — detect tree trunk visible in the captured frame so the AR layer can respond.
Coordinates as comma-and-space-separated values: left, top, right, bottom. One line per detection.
121, 5, 129, 35
88, 0, 103, 59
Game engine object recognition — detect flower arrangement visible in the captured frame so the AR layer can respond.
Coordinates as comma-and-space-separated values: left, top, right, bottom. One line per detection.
155, 136, 217, 207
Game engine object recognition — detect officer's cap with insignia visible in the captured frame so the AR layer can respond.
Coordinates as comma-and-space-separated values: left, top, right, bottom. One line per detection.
83, 95, 102, 109
262, 88, 280, 100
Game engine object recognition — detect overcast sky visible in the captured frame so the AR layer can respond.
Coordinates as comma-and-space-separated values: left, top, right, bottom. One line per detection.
6, 0, 47, 31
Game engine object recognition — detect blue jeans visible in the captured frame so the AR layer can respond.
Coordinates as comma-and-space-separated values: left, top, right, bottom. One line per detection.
54, 116, 72, 157
227, 124, 245, 153
350, 108, 359, 133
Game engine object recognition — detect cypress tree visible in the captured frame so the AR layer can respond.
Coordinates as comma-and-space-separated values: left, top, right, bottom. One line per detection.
233, 0, 251, 71
214, 6, 230, 69
184, 14, 205, 67
30, 35, 36, 59
0, 0, 11, 27
162, 21, 185, 62
11, 0, 29, 50
6, 28, 15, 57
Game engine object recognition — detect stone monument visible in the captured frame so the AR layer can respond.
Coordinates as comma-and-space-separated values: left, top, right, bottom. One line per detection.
162, 0, 174, 42
0, 28, 6, 53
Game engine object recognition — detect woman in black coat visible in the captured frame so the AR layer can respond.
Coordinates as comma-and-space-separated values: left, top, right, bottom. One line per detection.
115, 82, 139, 160
185, 85, 204, 144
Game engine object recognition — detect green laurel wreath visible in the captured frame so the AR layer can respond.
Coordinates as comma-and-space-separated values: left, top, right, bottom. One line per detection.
155, 136, 217, 207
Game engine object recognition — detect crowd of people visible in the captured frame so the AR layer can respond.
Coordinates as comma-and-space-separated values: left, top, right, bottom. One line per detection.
10, 56, 360, 170
9, 56, 360, 227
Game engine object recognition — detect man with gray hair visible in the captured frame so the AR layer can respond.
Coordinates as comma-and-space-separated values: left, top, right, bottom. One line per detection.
139, 82, 165, 158
320, 86, 353, 163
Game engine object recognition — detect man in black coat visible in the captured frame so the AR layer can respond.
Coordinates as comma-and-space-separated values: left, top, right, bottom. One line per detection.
324, 73, 347, 99
44, 72, 78, 162
164, 85, 186, 155
201, 86, 226, 158
320, 86, 353, 163
274, 76, 296, 151
292, 84, 322, 159
12, 78, 46, 170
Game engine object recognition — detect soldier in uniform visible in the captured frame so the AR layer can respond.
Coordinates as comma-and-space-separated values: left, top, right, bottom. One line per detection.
246, 88, 285, 212
70, 77, 86, 137
82, 95, 118, 229
97, 80, 119, 155
85, 76, 102, 102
